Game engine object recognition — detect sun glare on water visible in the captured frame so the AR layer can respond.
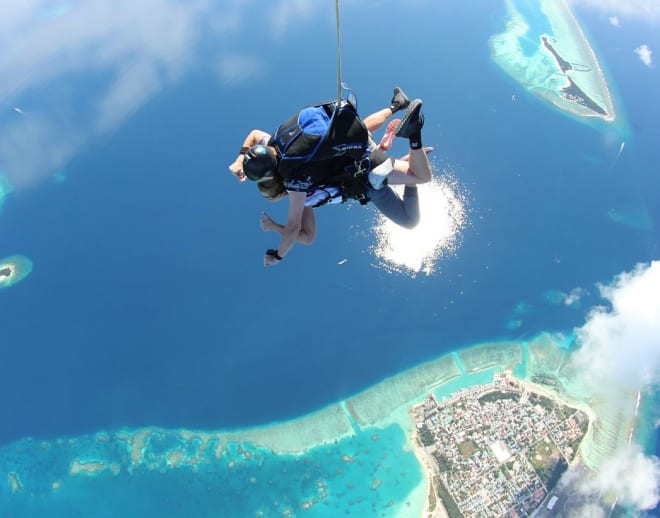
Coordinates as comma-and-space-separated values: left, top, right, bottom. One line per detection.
372, 175, 467, 276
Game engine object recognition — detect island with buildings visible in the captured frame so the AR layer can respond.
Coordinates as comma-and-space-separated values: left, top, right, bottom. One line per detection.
0, 335, 642, 516
411, 371, 589, 517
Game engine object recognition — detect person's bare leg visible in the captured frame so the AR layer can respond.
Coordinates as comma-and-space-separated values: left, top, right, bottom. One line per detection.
399, 147, 434, 162
363, 108, 393, 133
393, 98, 431, 182
298, 206, 316, 245
388, 147, 433, 185
407, 148, 432, 183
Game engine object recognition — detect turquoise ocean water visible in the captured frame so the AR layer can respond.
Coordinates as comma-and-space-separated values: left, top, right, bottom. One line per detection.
0, 425, 422, 517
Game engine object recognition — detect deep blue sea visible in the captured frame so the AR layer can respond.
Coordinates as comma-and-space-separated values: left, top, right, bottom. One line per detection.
1, 0, 659, 516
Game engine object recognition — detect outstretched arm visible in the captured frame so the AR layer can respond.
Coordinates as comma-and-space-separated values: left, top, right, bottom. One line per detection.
228, 129, 271, 182
261, 207, 316, 245
264, 191, 307, 266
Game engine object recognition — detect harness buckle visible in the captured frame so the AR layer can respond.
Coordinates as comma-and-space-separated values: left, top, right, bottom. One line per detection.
353, 157, 371, 178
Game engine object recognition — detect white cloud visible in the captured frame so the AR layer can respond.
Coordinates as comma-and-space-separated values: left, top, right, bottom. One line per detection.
565, 261, 660, 512
568, 0, 660, 21
608, 16, 620, 27
95, 61, 162, 134
0, 114, 82, 188
566, 504, 606, 518
635, 44, 654, 67
269, 0, 329, 39
0, 0, 209, 188
216, 54, 266, 86
563, 287, 588, 307
0, 0, 340, 189
578, 445, 660, 511
569, 261, 660, 394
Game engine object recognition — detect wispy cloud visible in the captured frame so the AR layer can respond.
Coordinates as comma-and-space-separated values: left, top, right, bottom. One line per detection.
0, 114, 82, 188
269, 0, 329, 39
609, 16, 620, 27
216, 54, 267, 86
563, 287, 587, 306
569, 0, 660, 21
578, 445, 660, 511
635, 44, 654, 67
95, 61, 162, 134
0, 0, 341, 189
570, 261, 660, 393
0, 0, 209, 187
566, 261, 660, 512
543, 287, 588, 308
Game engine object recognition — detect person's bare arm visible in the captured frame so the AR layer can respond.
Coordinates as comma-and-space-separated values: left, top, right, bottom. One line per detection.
261, 206, 316, 245
228, 129, 271, 181
264, 191, 307, 266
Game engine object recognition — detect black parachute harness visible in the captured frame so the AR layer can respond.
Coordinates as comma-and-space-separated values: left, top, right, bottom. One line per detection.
326, 156, 373, 205
270, 0, 374, 205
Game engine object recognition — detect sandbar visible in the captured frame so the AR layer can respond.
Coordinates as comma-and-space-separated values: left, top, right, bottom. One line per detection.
489, 0, 616, 122
69, 459, 119, 476
0, 255, 33, 289
7, 472, 22, 493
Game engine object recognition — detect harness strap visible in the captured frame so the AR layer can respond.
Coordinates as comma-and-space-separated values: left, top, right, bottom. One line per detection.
325, 157, 372, 204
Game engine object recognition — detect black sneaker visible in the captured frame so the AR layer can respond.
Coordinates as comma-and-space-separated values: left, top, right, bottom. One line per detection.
395, 99, 424, 138
390, 87, 410, 113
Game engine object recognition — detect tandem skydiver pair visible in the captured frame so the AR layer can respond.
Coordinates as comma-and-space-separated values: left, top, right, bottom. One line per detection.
228, 87, 433, 267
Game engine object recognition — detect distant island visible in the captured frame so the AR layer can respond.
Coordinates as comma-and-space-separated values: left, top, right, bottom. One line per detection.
489, 0, 616, 122
0, 256, 33, 289
540, 36, 607, 116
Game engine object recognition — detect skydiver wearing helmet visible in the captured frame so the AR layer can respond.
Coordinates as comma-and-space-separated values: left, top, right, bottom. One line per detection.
229, 87, 432, 267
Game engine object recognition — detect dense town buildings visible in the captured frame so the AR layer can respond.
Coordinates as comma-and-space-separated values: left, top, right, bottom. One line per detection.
411, 372, 589, 517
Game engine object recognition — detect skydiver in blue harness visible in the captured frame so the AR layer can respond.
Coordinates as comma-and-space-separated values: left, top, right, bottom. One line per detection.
229, 88, 431, 267
257, 145, 432, 247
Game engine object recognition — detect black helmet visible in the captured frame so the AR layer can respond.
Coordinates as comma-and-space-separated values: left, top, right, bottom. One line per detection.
243, 145, 278, 182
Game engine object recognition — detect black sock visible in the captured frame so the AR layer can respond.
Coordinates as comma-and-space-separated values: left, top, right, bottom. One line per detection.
409, 132, 422, 150
389, 103, 399, 113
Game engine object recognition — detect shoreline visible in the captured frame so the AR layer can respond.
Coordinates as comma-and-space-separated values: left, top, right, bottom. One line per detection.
0, 256, 33, 289
408, 424, 449, 518
541, 0, 616, 121
1, 333, 643, 517
489, 0, 617, 123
